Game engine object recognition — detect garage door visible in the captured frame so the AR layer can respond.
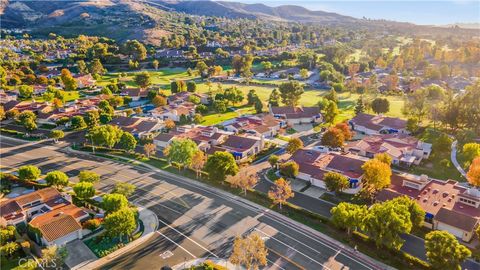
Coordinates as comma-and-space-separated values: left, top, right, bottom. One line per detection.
436, 222, 464, 238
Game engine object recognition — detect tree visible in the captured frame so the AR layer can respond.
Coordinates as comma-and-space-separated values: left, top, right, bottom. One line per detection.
364, 201, 412, 250
187, 81, 197, 92
73, 182, 95, 200
77, 60, 88, 75
321, 127, 345, 148
135, 72, 151, 89
164, 138, 199, 169
371, 98, 390, 114
467, 157, 480, 187
374, 153, 392, 166
143, 143, 156, 158
0, 106, 4, 121
254, 98, 263, 114
325, 88, 338, 104
354, 96, 365, 115
118, 132, 137, 152
45, 171, 69, 188
1, 242, 19, 259
268, 155, 279, 169
323, 100, 338, 124
190, 151, 206, 178
228, 170, 258, 195
78, 171, 100, 183
18, 165, 41, 182
425, 231, 471, 270
433, 133, 452, 153
48, 130, 64, 143
286, 138, 303, 154
229, 233, 268, 270
390, 196, 425, 230
18, 85, 33, 98
113, 182, 136, 198
361, 159, 391, 197
84, 110, 100, 129
196, 61, 209, 78
70, 115, 87, 130
331, 202, 367, 235
102, 193, 128, 213
204, 152, 239, 182
17, 111, 37, 133
60, 69, 77, 91
324, 172, 349, 194
89, 58, 105, 75
247, 90, 258, 105
213, 100, 227, 113
0, 226, 16, 245
406, 117, 419, 133
463, 143, 480, 164
268, 88, 280, 106
152, 59, 159, 70
279, 81, 304, 107
104, 208, 136, 241
279, 161, 299, 178
124, 40, 147, 61
89, 125, 123, 149
41, 245, 67, 269
268, 178, 294, 209
335, 122, 353, 141
299, 68, 309, 80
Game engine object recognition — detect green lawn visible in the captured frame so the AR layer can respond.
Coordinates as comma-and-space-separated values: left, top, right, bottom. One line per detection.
200, 107, 256, 126
97, 68, 196, 88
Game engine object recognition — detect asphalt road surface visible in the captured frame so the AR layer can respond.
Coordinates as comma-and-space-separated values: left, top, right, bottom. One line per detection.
0, 136, 384, 270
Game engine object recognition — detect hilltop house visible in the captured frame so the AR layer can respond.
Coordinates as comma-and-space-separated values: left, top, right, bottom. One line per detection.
376, 174, 480, 242
290, 149, 365, 194
0, 188, 89, 246
349, 113, 408, 135
345, 134, 432, 166
269, 105, 322, 126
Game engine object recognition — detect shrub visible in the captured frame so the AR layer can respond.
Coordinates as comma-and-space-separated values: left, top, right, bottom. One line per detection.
83, 219, 101, 230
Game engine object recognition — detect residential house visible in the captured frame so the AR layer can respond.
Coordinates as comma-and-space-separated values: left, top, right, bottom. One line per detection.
153, 125, 229, 150
349, 113, 408, 135
75, 74, 96, 89
168, 92, 209, 105
269, 105, 322, 126
0, 188, 89, 246
110, 116, 164, 138
149, 102, 196, 122
120, 88, 149, 101
376, 174, 480, 242
210, 135, 265, 162
290, 149, 365, 193
345, 134, 432, 166
222, 114, 284, 138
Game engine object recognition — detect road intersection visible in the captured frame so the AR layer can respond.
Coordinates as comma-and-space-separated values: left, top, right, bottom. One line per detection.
0, 136, 385, 270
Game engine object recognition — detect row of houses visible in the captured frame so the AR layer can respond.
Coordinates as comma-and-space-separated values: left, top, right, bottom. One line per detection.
0, 188, 90, 246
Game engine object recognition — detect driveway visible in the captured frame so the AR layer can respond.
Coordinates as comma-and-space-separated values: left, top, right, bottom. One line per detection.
65, 240, 97, 269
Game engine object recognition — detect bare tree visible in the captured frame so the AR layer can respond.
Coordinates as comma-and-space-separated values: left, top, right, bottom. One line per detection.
268, 178, 294, 210
228, 170, 258, 195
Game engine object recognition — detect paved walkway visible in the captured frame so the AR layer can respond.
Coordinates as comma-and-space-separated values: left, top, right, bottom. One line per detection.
451, 140, 467, 179
74, 208, 158, 270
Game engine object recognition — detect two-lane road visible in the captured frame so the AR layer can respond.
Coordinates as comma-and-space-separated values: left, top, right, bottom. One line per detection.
0, 136, 385, 270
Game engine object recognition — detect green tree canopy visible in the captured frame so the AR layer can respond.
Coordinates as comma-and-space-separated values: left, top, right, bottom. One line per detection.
164, 138, 199, 169
103, 207, 137, 240
204, 152, 239, 182
102, 193, 128, 213
324, 172, 349, 194
45, 171, 69, 188
331, 202, 367, 235
425, 231, 471, 270
118, 132, 137, 152
18, 165, 41, 182
279, 81, 304, 107
73, 182, 95, 200
79, 170, 100, 183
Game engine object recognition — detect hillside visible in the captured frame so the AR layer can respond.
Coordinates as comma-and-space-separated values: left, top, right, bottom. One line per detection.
1, 0, 476, 43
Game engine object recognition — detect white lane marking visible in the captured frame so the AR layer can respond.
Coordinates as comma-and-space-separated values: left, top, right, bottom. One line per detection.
254, 228, 331, 270
157, 218, 219, 258
155, 231, 197, 259
1, 138, 376, 269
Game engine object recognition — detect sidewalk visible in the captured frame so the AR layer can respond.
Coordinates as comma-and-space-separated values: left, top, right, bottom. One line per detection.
73, 207, 158, 270
451, 140, 467, 178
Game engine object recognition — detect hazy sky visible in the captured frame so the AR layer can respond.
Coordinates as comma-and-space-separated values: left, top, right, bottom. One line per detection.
220, 0, 480, 25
